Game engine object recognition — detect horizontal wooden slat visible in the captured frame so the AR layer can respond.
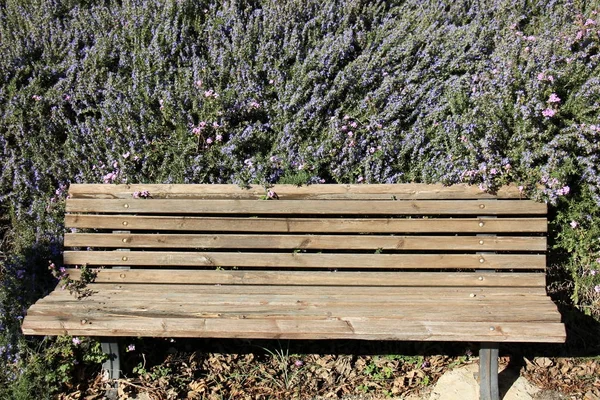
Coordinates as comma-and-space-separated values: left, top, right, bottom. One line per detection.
66, 269, 548, 287
20, 316, 566, 342
68, 183, 525, 200
26, 300, 560, 322
65, 199, 546, 215
63, 251, 545, 270
46, 284, 548, 298
65, 215, 548, 233
65, 233, 547, 251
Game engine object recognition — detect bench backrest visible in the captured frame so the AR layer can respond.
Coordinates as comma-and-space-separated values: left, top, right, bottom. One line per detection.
65, 184, 547, 290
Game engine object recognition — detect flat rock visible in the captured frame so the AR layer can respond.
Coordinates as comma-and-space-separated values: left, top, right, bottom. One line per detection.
425, 363, 542, 400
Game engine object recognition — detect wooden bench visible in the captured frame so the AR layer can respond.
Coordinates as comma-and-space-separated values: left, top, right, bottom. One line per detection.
22, 183, 565, 400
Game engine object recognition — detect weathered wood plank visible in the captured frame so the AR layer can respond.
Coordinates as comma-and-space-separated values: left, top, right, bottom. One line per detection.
42, 284, 552, 301
66, 199, 546, 215
20, 316, 566, 342
27, 300, 561, 322
65, 233, 548, 251
68, 183, 525, 200
65, 215, 548, 233
65, 269, 547, 287
63, 251, 545, 270
33, 289, 558, 305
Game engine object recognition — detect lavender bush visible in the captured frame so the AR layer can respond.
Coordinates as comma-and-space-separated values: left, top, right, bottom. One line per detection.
1, 0, 599, 394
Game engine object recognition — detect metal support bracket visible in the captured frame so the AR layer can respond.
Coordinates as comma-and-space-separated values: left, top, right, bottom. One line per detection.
479, 342, 500, 400
101, 341, 120, 399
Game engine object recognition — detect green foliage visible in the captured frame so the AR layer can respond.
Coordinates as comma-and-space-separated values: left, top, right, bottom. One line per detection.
552, 186, 600, 318
0, 0, 599, 392
0, 336, 105, 399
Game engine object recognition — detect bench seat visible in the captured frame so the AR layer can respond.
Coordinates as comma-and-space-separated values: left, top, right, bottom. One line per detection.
25, 279, 564, 342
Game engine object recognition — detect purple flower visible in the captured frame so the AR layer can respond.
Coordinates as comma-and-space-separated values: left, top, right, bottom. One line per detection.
548, 93, 561, 103
103, 172, 117, 183
542, 108, 556, 118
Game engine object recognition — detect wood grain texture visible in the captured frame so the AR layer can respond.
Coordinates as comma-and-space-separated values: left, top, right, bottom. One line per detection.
23, 183, 561, 343
66, 199, 547, 215
65, 233, 547, 251
21, 316, 566, 342
65, 215, 548, 233
45, 284, 548, 298
63, 251, 545, 270
26, 299, 560, 322
68, 183, 525, 200
65, 269, 547, 287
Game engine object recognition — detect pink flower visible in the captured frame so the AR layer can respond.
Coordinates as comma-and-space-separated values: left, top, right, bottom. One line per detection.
584, 19, 596, 27
127, 344, 136, 352
542, 108, 556, 118
570, 221, 578, 229
123, 152, 130, 159
490, 168, 498, 175
215, 134, 223, 142
357, 176, 364, 183
206, 137, 213, 144
557, 186, 570, 196
350, 122, 358, 128
72, 338, 81, 345
103, 172, 117, 183
537, 72, 546, 81
518, 186, 524, 193
590, 270, 597, 276
595, 285, 600, 293
369, 147, 376, 154
347, 131, 353, 137
548, 93, 561, 103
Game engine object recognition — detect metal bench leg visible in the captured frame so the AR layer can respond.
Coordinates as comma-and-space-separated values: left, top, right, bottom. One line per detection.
101, 341, 120, 399
479, 343, 499, 400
